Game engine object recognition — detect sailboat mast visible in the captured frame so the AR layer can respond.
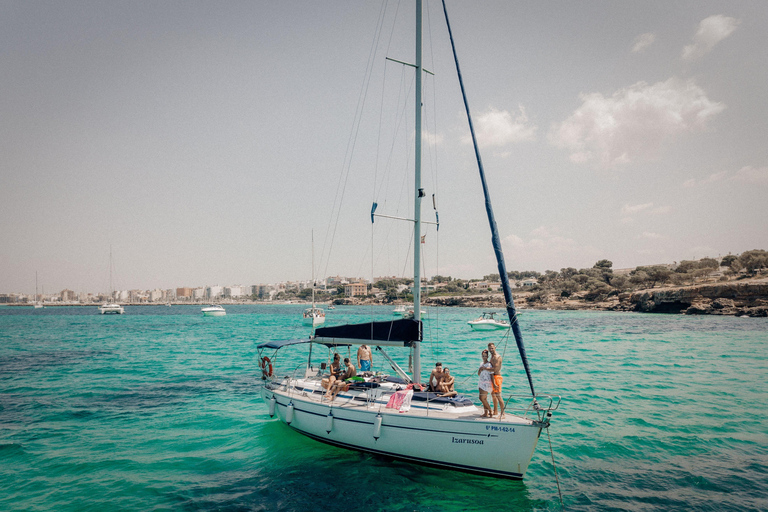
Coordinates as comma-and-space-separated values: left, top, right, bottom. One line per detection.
412, 0, 423, 384
109, 245, 113, 302
311, 230, 316, 309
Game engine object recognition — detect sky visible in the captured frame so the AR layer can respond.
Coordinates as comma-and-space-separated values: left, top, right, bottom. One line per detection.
2, 0, 767, 295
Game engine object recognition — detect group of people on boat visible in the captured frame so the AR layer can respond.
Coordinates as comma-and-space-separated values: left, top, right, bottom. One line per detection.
315, 341, 504, 416
425, 343, 503, 416
320, 344, 373, 401
478, 343, 504, 418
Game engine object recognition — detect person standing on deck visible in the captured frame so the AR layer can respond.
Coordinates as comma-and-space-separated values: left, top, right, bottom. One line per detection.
357, 344, 372, 372
488, 343, 504, 418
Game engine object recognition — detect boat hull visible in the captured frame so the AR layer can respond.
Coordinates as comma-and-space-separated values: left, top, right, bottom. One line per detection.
468, 321, 508, 331
260, 386, 542, 479
302, 316, 325, 326
202, 310, 226, 317
99, 305, 124, 314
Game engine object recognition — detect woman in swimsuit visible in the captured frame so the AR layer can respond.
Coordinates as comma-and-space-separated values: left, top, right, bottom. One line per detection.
323, 353, 342, 399
477, 350, 493, 417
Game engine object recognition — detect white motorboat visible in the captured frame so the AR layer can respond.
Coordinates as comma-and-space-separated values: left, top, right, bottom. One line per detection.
468, 312, 510, 330
258, 0, 558, 480
392, 305, 406, 316
99, 303, 124, 315
201, 304, 226, 316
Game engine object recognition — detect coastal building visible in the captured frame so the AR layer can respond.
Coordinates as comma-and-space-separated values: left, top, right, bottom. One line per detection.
60, 289, 76, 302
193, 287, 206, 301
176, 287, 193, 300
344, 282, 367, 297
206, 286, 223, 299
223, 285, 245, 299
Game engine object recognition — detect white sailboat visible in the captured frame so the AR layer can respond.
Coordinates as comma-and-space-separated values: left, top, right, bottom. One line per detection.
99, 246, 124, 315
302, 231, 325, 327
258, 0, 558, 479
33, 271, 44, 308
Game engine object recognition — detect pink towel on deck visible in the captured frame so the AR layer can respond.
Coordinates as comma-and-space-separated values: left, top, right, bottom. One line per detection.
386, 389, 413, 412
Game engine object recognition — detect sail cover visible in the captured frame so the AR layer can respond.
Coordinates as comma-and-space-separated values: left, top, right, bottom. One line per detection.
314, 319, 421, 347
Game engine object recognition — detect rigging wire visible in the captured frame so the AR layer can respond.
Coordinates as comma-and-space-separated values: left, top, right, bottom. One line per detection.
320, 0, 388, 281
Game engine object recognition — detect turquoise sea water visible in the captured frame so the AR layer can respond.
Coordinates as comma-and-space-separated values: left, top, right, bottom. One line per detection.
1, 304, 766, 511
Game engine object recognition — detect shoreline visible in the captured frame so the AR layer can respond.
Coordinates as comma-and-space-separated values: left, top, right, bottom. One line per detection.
6, 278, 767, 317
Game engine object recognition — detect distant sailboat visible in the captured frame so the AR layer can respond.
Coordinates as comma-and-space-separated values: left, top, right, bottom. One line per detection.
302, 231, 325, 327
99, 246, 124, 314
33, 272, 43, 308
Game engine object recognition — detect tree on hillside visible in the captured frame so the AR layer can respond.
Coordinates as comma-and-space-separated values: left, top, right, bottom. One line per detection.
733, 250, 768, 274
721, 254, 737, 267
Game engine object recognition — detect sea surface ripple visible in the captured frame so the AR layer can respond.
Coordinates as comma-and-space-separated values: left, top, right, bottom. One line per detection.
0, 305, 766, 511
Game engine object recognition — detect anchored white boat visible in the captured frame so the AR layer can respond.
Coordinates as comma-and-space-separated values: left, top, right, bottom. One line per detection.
33, 271, 44, 309
302, 232, 325, 327
201, 304, 226, 316
99, 246, 124, 315
468, 312, 510, 331
258, 0, 558, 480
99, 303, 124, 315
302, 307, 326, 326
403, 305, 426, 320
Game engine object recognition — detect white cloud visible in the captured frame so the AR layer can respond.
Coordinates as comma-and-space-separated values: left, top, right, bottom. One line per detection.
683, 15, 740, 61
502, 227, 601, 271
683, 166, 768, 187
620, 202, 671, 223
467, 105, 536, 148
732, 166, 768, 185
549, 78, 725, 167
639, 232, 665, 240
632, 33, 656, 53
423, 129, 443, 146
621, 203, 653, 215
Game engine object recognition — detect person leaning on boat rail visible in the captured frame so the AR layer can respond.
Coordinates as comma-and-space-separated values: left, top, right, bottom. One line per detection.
488, 343, 505, 418
477, 349, 493, 417
357, 344, 372, 373
427, 362, 444, 392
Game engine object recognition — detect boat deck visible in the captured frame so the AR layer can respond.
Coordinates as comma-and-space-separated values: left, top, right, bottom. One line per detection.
267, 374, 542, 427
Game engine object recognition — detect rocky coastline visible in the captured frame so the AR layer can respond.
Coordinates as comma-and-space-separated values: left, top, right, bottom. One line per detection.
336, 277, 768, 317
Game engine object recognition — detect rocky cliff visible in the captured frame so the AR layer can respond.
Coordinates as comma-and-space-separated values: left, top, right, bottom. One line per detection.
622, 281, 768, 316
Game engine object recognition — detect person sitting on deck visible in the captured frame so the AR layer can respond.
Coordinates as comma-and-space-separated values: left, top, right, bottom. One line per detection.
427, 362, 444, 392
437, 367, 457, 398
322, 354, 342, 397
328, 358, 356, 401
